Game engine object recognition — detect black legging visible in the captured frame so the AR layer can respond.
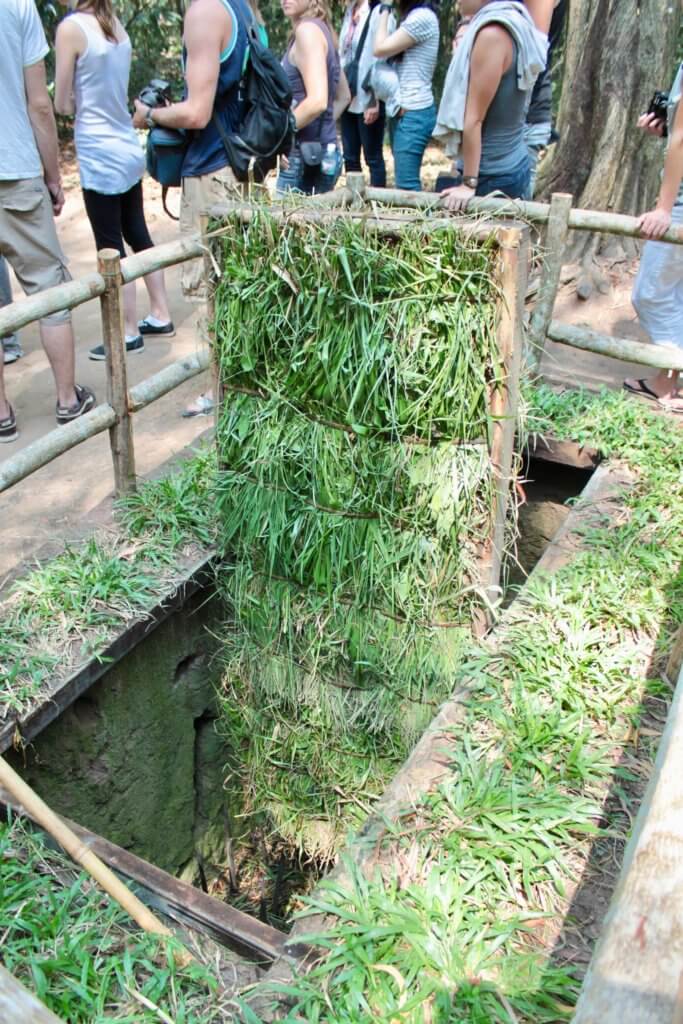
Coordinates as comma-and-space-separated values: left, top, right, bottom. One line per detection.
82, 180, 154, 260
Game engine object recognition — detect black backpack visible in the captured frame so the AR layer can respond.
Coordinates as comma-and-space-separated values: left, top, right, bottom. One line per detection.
213, 18, 296, 182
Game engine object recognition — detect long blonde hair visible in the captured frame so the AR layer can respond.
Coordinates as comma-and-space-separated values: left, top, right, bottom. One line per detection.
75, 0, 117, 42
290, 0, 338, 45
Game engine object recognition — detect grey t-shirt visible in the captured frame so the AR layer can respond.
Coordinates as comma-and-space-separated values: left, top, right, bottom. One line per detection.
398, 7, 439, 111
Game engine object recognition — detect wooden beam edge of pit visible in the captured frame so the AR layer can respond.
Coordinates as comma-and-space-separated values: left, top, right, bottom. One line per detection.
0, 793, 298, 966
572, 658, 683, 1024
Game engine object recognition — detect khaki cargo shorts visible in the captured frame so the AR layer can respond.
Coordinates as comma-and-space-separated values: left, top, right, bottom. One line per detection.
179, 164, 244, 303
0, 177, 71, 325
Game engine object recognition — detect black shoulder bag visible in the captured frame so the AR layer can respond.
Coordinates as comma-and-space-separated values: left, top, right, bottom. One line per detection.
343, 10, 373, 100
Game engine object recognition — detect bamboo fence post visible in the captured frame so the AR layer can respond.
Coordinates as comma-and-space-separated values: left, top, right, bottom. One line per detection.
0, 755, 194, 968
479, 224, 528, 631
98, 249, 136, 496
346, 171, 366, 210
199, 213, 218, 418
528, 192, 573, 373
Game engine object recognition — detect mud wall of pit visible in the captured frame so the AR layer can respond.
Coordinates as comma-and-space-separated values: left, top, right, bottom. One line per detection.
7, 587, 239, 879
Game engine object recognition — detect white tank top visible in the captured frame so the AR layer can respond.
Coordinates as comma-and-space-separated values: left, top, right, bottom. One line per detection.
70, 12, 145, 194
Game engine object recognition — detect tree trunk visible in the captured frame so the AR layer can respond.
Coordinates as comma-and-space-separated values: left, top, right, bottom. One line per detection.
538, 0, 680, 256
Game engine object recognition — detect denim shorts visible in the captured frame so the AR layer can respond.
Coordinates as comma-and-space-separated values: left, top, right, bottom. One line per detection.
476, 158, 530, 200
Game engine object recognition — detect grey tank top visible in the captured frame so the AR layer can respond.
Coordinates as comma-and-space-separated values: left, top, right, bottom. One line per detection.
282, 19, 340, 145
479, 36, 528, 176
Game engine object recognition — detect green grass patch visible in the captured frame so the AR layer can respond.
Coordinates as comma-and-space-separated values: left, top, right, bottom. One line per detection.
236, 387, 682, 1022
0, 445, 217, 719
0, 816, 222, 1022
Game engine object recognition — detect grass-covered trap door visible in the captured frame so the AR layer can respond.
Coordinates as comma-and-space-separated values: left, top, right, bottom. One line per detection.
208, 207, 528, 861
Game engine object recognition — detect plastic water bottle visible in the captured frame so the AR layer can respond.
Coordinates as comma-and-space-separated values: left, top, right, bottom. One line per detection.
321, 143, 338, 177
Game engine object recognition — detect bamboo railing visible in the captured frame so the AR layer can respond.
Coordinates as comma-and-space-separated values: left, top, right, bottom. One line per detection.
1, 173, 681, 499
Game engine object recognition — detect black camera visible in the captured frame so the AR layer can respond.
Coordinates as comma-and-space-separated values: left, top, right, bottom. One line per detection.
138, 78, 173, 109
647, 90, 669, 136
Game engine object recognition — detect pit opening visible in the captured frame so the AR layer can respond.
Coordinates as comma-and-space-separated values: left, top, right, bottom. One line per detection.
7, 451, 595, 937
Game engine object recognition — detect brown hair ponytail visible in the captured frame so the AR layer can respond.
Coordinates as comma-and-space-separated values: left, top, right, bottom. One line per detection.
75, 0, 118, 43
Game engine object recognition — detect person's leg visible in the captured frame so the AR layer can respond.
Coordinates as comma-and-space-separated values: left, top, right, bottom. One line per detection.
0, 351, 17, 441
359, 107, 387, 188
626, 231, 683, 406
82, 188, 142, 346
341, 111, 363, 175
0, 255, 21, 360
391, 106, 436, 191
0, 178, 92, 414
120, 181, 172, 326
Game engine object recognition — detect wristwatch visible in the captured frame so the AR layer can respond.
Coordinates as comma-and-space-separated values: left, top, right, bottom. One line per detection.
463, 175, 478, 190
144, 106, 156, 129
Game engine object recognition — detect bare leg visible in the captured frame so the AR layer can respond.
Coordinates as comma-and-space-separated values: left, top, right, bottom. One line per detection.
123, 280, 138, 338
143, 269, 171, 323
40, 321, 77, 409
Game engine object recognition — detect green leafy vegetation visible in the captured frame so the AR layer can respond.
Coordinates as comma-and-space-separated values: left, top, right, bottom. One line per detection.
0, 447, 216, 719
0, 816, 223, 1022
236, 386, 682, 1022
211, 215, 509, 860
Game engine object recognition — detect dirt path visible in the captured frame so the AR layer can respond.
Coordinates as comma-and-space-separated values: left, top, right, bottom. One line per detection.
0, 154, 659, 584
0, 174, 212, 583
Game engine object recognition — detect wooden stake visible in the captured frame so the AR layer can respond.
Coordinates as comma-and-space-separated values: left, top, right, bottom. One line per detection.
0, 965, 66, 1023
480, 224, 528, 630
98, 249, 136, 496
346, 172, 366, 210
0, 755, 194, 968
528, 192, 573, 373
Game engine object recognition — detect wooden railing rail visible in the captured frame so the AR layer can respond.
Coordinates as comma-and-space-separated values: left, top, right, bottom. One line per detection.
1, 176, 680, 500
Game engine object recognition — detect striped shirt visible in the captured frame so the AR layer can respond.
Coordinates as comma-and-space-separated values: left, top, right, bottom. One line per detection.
398, 7, 439, 111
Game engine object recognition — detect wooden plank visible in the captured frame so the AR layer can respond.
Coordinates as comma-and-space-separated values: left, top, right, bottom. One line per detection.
0, 796, 297, 965
0, 554, 216, 754
526, 434, 602, 470
528, 192, 573, 373
573, 662, 683, 1024
0, 404, 116, 493
98, 249, 136, 497
0, 965, 65, 1024
547, 320, 683, 373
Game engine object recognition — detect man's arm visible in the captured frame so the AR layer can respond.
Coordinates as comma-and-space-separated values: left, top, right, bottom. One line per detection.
442, 25, 512, 212
133, 0, 226, 130
639, 100, 683, 239
23, 61, 64, 215
374, 9, 416, 59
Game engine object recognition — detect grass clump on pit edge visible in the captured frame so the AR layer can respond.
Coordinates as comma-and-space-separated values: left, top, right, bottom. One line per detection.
0, 446, 217, 720
233, 387, 682, 1023
0, 815, 225, 1022
211, 214, 512, 862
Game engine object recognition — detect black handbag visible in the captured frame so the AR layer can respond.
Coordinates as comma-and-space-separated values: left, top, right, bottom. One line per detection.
299, 141, 323, 166
343, 10, 373, 100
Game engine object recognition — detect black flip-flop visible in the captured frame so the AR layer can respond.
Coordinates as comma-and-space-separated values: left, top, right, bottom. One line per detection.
623, 378, 660, 402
